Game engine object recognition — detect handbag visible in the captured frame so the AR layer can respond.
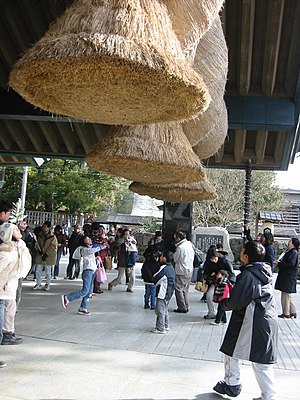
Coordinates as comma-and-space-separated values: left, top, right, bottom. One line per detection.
95, 267, 107, 283
195, 281, 208, 293
104, 255, 113, 270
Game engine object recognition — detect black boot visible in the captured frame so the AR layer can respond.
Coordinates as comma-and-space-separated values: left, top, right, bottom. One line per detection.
144, 302, 150, 309
1, 332, 23, 345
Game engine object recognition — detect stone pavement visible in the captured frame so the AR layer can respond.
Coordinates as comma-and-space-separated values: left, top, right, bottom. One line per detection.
0, 256, 300, 400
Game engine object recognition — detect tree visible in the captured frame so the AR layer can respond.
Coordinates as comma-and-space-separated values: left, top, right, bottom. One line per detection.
193, 169, 283, 228
0, 160, 133, 215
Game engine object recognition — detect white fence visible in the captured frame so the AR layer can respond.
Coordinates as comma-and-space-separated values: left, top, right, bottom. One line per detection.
26, 210, 84, 229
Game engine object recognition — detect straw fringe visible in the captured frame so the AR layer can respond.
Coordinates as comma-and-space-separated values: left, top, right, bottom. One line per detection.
164, 0, 225, 62
182, 17, 228, 146
129, 179, 218, 203
192, 99, 228, 159
85, 123, 205, 184
9, 0, 211, 125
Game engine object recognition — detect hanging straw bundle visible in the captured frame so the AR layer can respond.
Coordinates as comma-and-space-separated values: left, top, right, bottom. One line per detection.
164, 0, 225, 62
9, 0, 210, 125
192, 98, 228, 159
182, 17, 228, 146
129, 179, 217, 203
85, 123, 205, 184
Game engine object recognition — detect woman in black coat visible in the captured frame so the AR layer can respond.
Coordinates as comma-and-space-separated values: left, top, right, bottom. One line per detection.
275, 237, 300, 318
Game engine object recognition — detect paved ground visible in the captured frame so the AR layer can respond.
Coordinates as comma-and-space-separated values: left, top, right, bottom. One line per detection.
1, 256, 300, 400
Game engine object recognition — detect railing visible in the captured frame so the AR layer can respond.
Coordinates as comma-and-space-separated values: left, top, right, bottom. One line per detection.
26, 210, 84, 228
274, 208, 300, 234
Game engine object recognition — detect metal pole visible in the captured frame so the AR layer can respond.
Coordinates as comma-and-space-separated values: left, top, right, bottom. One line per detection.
20, 166, 28, 219
243, 160, 252, 243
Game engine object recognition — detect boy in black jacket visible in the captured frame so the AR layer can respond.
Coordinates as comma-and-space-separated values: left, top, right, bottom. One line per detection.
152, 251, 175, 334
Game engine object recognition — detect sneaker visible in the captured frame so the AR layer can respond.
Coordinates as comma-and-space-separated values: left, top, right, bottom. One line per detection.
126, 288, 133, 293
44, 285, 50, 291
0, 360, 6, 368
32, 284, 42, 290
53, 276, 58, 280
210, 321, 221, 325
1, 332, 23, 345
173, 308, 188, 313
108, 283, 112, 291
204, 314, 216, 319
151, 328, 166, 334
61, 295, 69, 309
78, 309, 91, 316
213, 380, 242, 397
165, 327, 170, 331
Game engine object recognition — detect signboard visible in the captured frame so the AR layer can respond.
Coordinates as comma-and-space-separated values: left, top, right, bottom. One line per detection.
195, 234, 224, 253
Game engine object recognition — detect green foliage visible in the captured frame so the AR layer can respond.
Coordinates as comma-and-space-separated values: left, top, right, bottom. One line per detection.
143, 219, 159, 233
193, 169, 283, 228
1, 160, 133, 215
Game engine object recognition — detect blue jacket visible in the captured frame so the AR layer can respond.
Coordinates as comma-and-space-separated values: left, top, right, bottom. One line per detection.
153, 263, 175, 301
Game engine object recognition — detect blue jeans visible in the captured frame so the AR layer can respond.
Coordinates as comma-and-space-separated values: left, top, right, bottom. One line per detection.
66, 269, 94, 310
35, 264, 52, 286
0, 299, 5, 344
145, 284, 156, 308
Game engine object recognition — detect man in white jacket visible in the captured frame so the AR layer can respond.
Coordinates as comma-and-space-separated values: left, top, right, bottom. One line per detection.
173, 231, 194, 313
0, 223, 31, 367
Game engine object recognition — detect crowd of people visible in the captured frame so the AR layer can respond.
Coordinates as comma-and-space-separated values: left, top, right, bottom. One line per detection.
0, 199, 300, 399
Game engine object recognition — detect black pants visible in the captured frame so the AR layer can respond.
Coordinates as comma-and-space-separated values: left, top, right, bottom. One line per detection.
66, 256, 81, 278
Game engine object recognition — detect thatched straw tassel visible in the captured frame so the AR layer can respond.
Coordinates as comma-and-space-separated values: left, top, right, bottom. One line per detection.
9, 0, 211, 125
85, 123, 205, 184
192, 98, 228, 159
164, 0, 225, 62
129, 180, 218, 203
182, 17, 228, 146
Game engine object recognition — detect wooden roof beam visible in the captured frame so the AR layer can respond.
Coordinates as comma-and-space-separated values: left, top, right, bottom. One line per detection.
234, 129, 247, 163
239, 0, 255, 95
37, 122, 60, 154
56, 124, 76, 155
262, 0, 285, 96
20, 120, 44, 153
2, 120, 27, 151
76, 125, 95, 155
255, 130, 268, 164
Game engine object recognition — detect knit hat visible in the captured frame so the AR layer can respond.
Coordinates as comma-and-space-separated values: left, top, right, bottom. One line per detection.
0, 223, 16, 243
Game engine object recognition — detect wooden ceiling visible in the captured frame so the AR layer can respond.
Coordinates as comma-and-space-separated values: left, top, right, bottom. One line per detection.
0, 0, 300, 171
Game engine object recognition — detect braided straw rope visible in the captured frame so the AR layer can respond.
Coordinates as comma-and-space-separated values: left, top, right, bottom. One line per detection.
182, 17, 228, 148
9, 0, 210, 125
85, 122, 205, 184
129, 179, 217, 203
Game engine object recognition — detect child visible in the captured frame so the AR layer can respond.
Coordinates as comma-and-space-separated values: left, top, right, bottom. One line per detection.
152, 251, 176, 334
0, 223, 31, 367
141, 251, 160, 309
61, 235, 101, 315
211, 269, 232, 326
213, 241, 278, 399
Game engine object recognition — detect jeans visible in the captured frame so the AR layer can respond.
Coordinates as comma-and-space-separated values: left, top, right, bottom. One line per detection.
66, 269, 95, 310
35, 264, 52, 286
54, 248, 63, 277
0, 299, 5, 344
145, 284, 156, 308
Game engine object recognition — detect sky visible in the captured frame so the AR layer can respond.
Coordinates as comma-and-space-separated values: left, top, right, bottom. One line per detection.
275, 153, 300, 190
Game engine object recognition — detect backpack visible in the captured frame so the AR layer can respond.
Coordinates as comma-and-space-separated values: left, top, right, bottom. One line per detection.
193, 247, 203, 268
